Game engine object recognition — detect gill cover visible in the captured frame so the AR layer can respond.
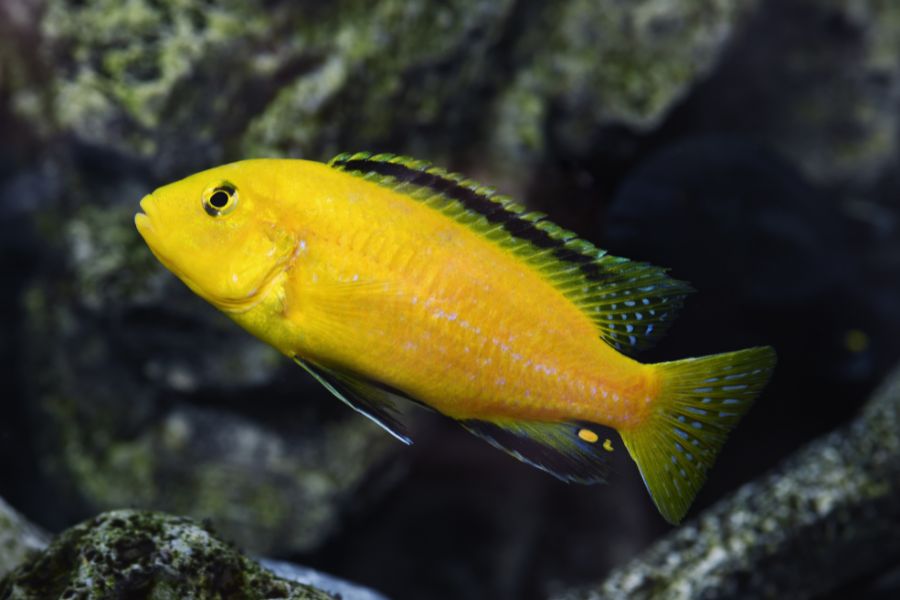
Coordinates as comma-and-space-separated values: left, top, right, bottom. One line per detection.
135, 167, 297, 311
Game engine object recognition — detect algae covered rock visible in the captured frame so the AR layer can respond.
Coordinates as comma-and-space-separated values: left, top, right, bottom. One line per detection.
486, 0, 758, 170
0, 510, 334, 599
21, 195, 402, 555
767, 0, 900, 187
26, 0, 518, 174
667, 0, 900, 193
12, 0, 758, 183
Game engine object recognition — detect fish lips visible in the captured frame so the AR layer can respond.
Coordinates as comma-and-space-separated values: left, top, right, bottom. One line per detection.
134, 194, 157, 242
134, 194, 183, 287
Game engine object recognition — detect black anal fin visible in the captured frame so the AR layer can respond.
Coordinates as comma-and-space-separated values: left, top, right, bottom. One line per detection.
460, 419, 616, 484
293, 356, 413, 444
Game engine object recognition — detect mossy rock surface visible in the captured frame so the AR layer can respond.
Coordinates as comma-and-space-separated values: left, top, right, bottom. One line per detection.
8, 0, 757, 183
0, 510, 334, 599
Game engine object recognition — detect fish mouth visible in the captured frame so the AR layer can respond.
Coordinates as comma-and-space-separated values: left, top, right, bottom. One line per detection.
134, 193, 185, 290
135, 194, 181, 284
134, 194, 156, 244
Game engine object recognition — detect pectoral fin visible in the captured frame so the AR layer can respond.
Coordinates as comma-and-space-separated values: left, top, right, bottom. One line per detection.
293, 356, 413, 444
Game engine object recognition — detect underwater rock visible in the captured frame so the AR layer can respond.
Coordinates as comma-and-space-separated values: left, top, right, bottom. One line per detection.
666, 0, 900, 192
553, 360, 900, 600
486, 0, 759, 173
20, 198, 402, 554
15, 0, 518, 176
0, 497, 48, 578
259, 559, 389, 600
0, 510, 335, 599
9, 0, 756, 183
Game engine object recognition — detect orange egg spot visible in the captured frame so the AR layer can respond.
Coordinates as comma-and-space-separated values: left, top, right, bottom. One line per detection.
578, 428, 599, 443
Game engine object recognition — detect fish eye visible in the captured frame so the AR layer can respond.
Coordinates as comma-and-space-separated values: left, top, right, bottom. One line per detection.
202, 183, 238, 217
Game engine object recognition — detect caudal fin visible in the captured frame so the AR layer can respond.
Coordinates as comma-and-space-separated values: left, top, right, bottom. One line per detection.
620, 346, 776, 524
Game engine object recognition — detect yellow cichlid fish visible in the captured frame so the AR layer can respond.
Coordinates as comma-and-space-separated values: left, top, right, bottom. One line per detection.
135, 153, 775, 524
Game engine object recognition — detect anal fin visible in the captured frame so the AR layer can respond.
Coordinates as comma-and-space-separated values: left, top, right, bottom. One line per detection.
293, 356, 413, 444
460, 419, 616, 484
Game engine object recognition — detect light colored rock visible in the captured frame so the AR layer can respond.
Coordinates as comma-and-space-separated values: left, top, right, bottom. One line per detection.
0, 498, 48, 578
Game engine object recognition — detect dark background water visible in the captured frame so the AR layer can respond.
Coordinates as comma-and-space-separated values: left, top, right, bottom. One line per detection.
1, 1, 899, 598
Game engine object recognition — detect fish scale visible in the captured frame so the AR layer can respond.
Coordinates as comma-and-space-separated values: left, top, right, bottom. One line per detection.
294, 183, 636, 422
135, 154, 776, 524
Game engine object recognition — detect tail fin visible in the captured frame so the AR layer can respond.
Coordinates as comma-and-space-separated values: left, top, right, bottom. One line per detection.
620, 346, 776, 524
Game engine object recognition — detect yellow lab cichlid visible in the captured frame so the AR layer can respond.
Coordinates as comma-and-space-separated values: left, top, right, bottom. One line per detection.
135, 153, 775, 524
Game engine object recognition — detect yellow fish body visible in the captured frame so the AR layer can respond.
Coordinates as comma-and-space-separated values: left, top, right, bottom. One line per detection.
135, 153, 775, 523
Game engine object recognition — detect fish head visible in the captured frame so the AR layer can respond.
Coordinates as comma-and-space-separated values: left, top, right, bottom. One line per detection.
135, 161, 298, 312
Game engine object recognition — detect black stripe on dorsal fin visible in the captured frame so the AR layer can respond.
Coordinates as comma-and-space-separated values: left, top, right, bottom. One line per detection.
328, 152, 516, 225
330, 152, 562, 247
328, 152, 693, 355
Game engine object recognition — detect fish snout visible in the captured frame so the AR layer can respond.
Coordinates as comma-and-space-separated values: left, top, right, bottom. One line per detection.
135, 194, 156, 239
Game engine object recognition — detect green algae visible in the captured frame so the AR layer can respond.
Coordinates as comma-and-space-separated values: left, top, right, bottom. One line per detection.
15, 0, 756, 181
0, 510, 334, 599
481, 0, 758, 180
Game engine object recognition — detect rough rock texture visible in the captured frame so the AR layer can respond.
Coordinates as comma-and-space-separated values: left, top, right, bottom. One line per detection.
0, 498, 48, 578
21, 199, 402, 555
776, 0, 900, 187
23, 0, 519, 174
486, 0, 757, 172
554, 363, 900, 600
0, 510, 335, 599
669, 0, 900, 193
9, 0, 758, 182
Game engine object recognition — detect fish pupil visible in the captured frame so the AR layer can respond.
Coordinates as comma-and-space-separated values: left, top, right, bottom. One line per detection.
209, 189, 232, 208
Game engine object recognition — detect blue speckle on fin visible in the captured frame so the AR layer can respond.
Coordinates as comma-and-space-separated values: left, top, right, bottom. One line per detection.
620, 346, 776, 523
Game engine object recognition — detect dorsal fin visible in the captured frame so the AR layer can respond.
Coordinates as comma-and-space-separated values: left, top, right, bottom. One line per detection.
329, 152, 693, 354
